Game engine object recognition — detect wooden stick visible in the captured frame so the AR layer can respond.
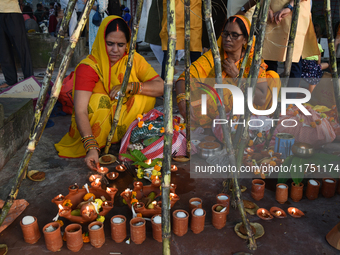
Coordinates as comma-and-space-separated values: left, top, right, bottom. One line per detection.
0, 0, 96, 227
103, 0, 144, 154
162, 0, 176, 253
263, 0, 301, 150
29, 0, 77, 139
324, 0, 340, 119
203, 0, 257, 250
184, 0, 191, 158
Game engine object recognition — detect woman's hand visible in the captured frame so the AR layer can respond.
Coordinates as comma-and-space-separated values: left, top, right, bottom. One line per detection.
109, 83, 132, 100
178, 100, 197, 122
268, 8, 274, 23
222, 58, 239, 78
84, 149, 99, 171
273, 8, 291, 24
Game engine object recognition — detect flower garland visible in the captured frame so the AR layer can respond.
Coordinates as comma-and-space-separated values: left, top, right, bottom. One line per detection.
136, 114, 184, 134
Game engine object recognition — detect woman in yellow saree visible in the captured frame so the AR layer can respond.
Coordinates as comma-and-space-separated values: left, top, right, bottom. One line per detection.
55, 16, 163, 170
175, 15, 281, 127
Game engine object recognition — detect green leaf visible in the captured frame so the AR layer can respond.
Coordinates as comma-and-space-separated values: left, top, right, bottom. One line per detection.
132, 161, 151, 169
150, 158, 163, 167
119, 153, 136, 161
131, 150, 147, 161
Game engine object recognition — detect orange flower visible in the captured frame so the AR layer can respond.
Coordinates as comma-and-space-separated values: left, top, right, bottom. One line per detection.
269, 161, 276, 166
82, 232, 90, 243
330, 117, 335, 122
56, 220, 64, 227
138, 121, 144, 128
148, 124, 153, 130
174, 125, 180, 132
137, 114, 143, 120
83, 193, 95, 201
62, 199, 72, 208
179, 123, 185, 130
160, 127, 165, 133
293, 110, 299, 116
310, 122, 316, 128
261, 172, 266, 179
154, 165, 161, 171
234, 124, 238, 130
268, 149, 274, 154
257, 132, 262, 138
315, 119, 321, 125
131, 198, 138, 205
288, 104, 293, 108
233, 116, 238, 120
136, 213, 142, 218
131, 191, 137, 198
248, 140, 254, 146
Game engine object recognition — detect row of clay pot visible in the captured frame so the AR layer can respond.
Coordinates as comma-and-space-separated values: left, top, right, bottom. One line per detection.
276, 178, 339, 203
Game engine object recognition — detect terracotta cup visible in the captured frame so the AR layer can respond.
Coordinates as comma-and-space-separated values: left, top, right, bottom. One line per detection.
275, 183, 288, 204
88, 221, 105, 248
172, 210, 189, 237
151, 214, 162, 242
251, 179, 265, 201
321, 178, 337, 198
216, 193, 230, 215
43, 222, 63, 252
190, 208, 206, 234
189, 197, 202, 212
110, 215, 126, 243
20, 216, 41, 244
130, 217, 146, 244
305, 180, 320, 200
65, 223, 83, 252
290, 182, 304, 202
211, 204, 227, 229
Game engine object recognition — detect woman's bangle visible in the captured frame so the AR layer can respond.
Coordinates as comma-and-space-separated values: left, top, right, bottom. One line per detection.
137, 82, 143, 94
176, 93, 186, 104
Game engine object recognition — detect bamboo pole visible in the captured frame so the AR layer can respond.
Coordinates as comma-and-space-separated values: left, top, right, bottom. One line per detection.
184, 0, 191, 158
264, 0, 301, 150
103, 0, 144, 155
203, 0, 257, 250
162, 0, 176, 253
29, 0, 77, 138
232, 2, 261, 149
324, 0, 340, 119
0, 0, 96, 227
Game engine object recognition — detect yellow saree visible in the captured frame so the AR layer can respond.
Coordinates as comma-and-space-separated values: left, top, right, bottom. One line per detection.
55, 16, 159, 158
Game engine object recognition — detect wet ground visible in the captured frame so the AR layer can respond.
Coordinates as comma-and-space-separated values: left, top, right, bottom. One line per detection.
1, 47, 340, 255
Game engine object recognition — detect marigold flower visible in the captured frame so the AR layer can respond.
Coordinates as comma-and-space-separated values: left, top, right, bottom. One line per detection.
148, 124, 153, 130
268, 150, 274, 154
248, 140, 254, 146
174, 125, 180, 132
269, 161, 276, 166
234, 124, 238, 130
138, 121, 144, 128
233, 116, 238, 120
288, 104, 293, 108
82, 232, 90, 243
131, 198, 138, 205
137, 213, 143, 218
83, 193, 95, 201
293, 110, 299, 116
62, 199, 72, 207
56, 220, 64, 227
96, 215, 105, 222
320, 113, 327, 118
154, 165, 161, 171
257, 132, 262, 138
131, 191, 137, 198
310, 122, 316, 128
137, 114, 143, 120
179, 123, 185, 130
315, 119, 321, 125
160, 127, 165, 133
330, 117, 335, 122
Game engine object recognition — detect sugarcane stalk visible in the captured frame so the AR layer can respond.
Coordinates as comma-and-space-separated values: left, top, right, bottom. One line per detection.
103, 0, 144, 154
203, 0, 257, 250
0, 0, 95, 227
162, 0, 176, 254
30, 0, 77, 139
324, 0, 340, 118
184, 0, 191, 157
232, 2, 261, 149
264, 0, 300, 149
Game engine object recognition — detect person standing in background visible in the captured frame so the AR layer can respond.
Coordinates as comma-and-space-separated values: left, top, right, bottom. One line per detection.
88, 0, 108, 53
107, 0, 121, 16
122, 7, 131, 28
0, 0, 34, 88
34, 3, 44, 23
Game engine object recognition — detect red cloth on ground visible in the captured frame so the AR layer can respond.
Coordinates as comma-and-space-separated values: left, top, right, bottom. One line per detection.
74, 64, 99, 92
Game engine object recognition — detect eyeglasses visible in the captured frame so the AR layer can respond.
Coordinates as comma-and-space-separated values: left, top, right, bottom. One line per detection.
221, 30, 243, 40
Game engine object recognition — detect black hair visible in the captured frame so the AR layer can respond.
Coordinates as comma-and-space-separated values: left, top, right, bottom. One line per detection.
50, 2, 54, 7
23, 5, 34, 19
105, 18, 130, 43
224, 16, 249, 41
37, 3, 43, 8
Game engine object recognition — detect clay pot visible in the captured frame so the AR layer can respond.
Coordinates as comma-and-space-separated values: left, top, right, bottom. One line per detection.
65, 223, 83, 252
290, 182, 304, 202
20, 216, 41, 244
251, 179, 265, 201
43, 222, 63, 252
151, 214, 162, 242
68, 184, 79, 194
189, 197, 202, 212
216, 193, 230, 215
321, 178, 337, 198
337, 181, 340, 195
130, 217, 146, 244
211, 204, 227, 229
110, 215, 126, 243
190, 208, 206, 234
172, 210, 189, 237
88, 221, 105, 248
305, 180, 320, 200
275, 183, 288, 204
